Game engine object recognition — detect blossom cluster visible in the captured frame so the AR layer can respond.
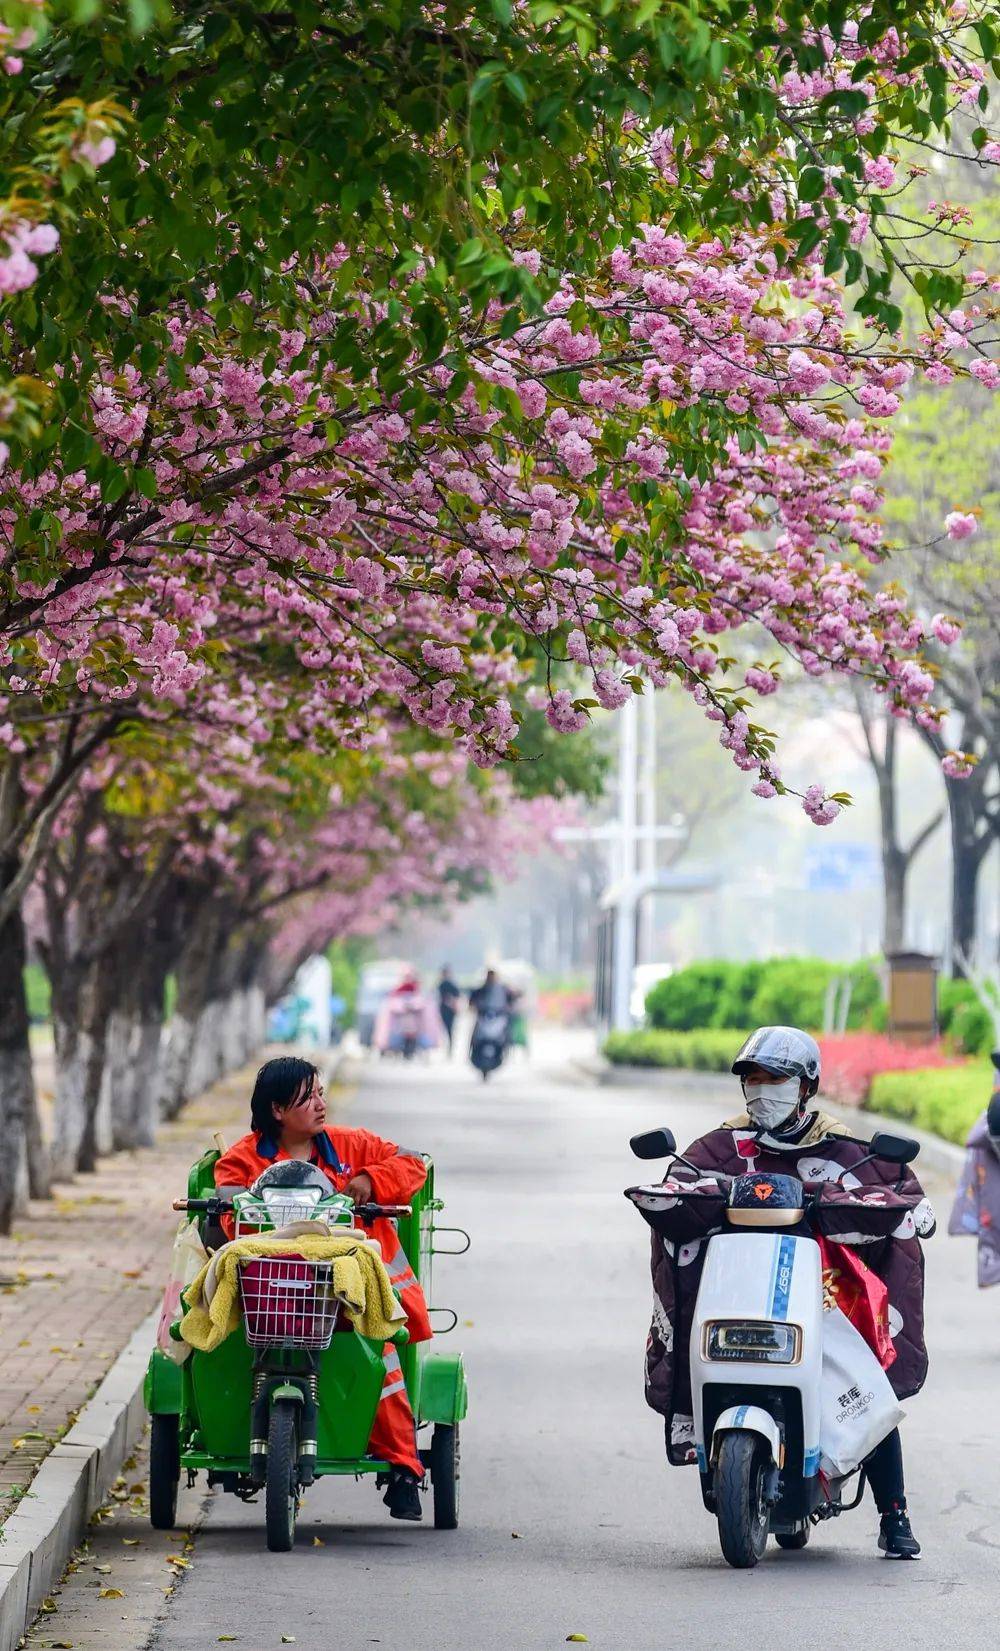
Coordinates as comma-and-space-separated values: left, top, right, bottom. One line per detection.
2, 208, 991, 823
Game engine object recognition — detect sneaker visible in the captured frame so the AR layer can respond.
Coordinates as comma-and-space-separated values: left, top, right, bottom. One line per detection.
384, 1468, 422, 1521
878, 1507, 921, 1559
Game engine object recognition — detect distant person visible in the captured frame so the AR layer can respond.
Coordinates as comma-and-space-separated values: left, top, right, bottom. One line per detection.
469, 967, 517, 1015
949, 1074, 1000, 1286
437, 966, 462, 1057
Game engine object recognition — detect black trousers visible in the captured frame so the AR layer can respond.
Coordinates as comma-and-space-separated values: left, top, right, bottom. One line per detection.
440, 1006, 456, 1053
865, 1427, 905, 1512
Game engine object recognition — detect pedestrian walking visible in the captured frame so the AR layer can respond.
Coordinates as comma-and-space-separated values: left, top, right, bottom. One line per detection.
437, 965, 462, 1056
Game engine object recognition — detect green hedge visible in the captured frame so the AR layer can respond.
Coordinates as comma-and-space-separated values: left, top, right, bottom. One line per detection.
644, 957, 881, 1034
869, 1063, 995, 1145
938, 978, 996, 1057
603, 1028, 745, 1071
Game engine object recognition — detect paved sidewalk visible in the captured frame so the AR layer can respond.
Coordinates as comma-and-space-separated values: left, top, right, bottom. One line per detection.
0, 1061, 262, 1526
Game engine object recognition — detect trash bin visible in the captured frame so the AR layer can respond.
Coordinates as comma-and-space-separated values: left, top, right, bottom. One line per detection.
886, 951, 938, 1045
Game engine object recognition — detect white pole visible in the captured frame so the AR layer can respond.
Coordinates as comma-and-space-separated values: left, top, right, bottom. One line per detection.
638, 688, 657, 963
612, 694, 638, 1030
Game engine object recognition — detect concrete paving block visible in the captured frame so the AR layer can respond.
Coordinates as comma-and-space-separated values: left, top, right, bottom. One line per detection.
0, 1311, 157, 1647
0, 1554, 30, 1651
20, 1450, 90, 1614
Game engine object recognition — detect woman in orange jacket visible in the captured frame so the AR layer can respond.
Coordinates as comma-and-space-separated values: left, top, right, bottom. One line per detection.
214, 1056, 431, 1520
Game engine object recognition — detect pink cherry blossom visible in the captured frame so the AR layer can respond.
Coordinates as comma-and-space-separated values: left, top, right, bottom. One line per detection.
945, 511, 978, 541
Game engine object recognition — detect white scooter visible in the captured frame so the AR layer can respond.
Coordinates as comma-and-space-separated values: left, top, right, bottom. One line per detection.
626, 1126, 919, 1568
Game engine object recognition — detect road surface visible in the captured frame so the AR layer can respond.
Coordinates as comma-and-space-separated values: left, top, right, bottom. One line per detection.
28, 1037, 1000, 1651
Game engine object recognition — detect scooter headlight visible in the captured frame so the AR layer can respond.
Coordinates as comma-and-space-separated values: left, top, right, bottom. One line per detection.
703, 1320, 801, 1364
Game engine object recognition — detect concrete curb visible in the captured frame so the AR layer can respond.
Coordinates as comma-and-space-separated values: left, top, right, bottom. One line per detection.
572, 1056, 965, 1181
0, 1308, 156, 1651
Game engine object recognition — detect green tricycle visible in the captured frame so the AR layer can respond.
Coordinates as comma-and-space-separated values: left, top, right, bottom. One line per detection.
144, 1151, 469, 1550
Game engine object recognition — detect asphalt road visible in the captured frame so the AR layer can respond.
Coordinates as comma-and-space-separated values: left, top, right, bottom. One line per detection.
30, 1037, 1000, 1651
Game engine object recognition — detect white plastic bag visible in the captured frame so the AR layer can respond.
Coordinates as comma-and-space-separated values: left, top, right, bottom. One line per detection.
155, 1218, 209, 1366
819, 1305, 904, 1477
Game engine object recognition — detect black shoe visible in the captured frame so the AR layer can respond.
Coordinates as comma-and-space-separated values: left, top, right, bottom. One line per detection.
384, 1468, 422, 1521
878, 1507, 921, 1559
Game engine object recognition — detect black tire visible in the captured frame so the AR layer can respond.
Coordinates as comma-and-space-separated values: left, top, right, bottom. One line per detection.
430, 1423, 460, 1530
775, 1525, 810, 1550
149, 1413, 180, 1531
715, 1433, 770, 1569
265, 1401, 299, 1552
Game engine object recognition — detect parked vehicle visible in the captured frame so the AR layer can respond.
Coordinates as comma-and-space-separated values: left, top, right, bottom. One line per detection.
355, 959, 411, 1047
145, 1150, 469, 1551
625, 1125, 920, 1568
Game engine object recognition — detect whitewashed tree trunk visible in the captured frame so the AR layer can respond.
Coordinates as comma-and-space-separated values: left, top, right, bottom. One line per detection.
106, 1010, 135, 1151
50, 1019, 89, 1182
219, 991, 246, 1073
130, 1013, 163, 1146
159, 1013, 196, 1120
245, 983, 266, 1060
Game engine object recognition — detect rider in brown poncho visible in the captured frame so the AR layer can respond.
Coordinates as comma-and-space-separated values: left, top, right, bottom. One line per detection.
642, 1026, 935, 1560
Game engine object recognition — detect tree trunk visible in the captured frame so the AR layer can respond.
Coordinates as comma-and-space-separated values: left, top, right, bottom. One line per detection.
0, 873, 34, 1232
882, 841, 907, 956
159, 908, 223, 1118
50, 988, 85, 1183
105, 1008, 133, 1152
946, 772, 993, 977
108, 937, 167, 1151
76, 973, 114, 1173
50, 960, 114, 1177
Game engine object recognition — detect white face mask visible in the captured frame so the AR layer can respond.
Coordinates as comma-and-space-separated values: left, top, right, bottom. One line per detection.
743, 1077, 801, 1131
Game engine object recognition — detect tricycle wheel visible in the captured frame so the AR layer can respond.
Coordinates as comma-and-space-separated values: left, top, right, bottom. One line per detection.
149, 1413, 180, 1531
430, 1423, 460, 1529
265, 1400, 299, 1552
714, 1433, 770, 1569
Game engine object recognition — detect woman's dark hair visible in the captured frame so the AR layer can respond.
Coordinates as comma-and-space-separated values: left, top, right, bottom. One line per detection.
250, 1056, 319, 1135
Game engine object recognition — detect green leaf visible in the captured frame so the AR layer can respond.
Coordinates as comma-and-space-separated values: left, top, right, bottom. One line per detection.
798, 167, 826, 202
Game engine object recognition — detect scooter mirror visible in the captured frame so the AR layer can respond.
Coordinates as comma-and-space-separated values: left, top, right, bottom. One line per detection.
869, 1131, 920, 1165
986, 1091, 1000, 1140
629, 1127, 678, 1160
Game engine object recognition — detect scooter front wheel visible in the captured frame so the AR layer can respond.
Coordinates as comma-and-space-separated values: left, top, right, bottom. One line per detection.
265, 1400, 299, 1552
715, 1433, 770, 1569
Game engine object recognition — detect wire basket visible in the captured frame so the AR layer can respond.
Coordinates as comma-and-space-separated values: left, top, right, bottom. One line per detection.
237, 1256, 341, 1349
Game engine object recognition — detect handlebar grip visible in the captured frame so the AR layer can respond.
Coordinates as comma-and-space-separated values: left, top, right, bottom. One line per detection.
173, 1197, 219, 1212
354, 1202, 412, 1220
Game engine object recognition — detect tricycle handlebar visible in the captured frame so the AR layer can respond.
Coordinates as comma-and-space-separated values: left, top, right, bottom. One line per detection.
172, 1197, 412, 1219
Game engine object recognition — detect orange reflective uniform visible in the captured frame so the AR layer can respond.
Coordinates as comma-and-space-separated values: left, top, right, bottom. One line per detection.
214, 1125, 430, 1474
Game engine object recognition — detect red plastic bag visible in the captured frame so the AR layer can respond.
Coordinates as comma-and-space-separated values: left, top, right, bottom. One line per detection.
816, 1235, 896, 1371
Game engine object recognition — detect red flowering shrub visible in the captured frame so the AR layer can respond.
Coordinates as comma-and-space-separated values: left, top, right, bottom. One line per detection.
537, 989, 593, 1027
818, 1033, 960, 1108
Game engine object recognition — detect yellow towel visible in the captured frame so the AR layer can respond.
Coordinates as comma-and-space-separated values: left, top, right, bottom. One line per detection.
180, 1233, 405, 1353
